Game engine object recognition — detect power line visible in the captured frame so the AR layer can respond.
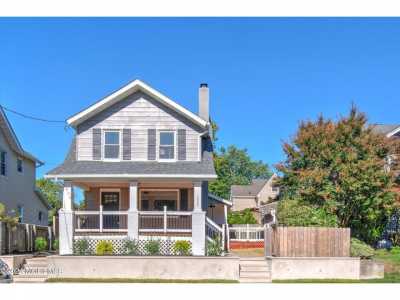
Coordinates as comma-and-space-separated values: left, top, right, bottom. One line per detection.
0, 104, 67, 124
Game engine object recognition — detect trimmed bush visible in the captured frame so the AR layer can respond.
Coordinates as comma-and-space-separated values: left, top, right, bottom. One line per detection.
350, 238, 375, 259
35, 237, 48, 252
96, 240, 114, 255
173, 240, 191, 256
74, 239, 90, 255
123, 238, 139, 255
145, 240, 160, 255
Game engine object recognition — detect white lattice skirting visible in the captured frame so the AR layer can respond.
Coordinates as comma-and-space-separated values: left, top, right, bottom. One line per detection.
73, 237, 192, 256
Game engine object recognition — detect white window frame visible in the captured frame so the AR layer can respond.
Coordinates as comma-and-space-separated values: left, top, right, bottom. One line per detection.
102, 130, 121, 161
17, 157, 23, 173
158, 130, 176, 162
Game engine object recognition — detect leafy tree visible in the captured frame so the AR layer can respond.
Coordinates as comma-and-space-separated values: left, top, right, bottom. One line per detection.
227, 208, 258, 225
209, 145, 272, 199
36, 178, 62, 224
276, 106, 400, 243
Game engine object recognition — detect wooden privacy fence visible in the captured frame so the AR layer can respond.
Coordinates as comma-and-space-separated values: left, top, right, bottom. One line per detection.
0, 221, 53, 255
265, 226, 350, 257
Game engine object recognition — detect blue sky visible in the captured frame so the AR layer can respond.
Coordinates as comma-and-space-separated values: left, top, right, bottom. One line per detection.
1, 18, 399, 179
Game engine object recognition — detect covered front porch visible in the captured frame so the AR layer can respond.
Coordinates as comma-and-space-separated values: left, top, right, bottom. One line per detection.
59, 179, 207, 255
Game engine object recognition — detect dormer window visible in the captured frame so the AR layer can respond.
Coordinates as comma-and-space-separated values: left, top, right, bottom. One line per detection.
104, 130, 120, 160
159, 131, 175, 160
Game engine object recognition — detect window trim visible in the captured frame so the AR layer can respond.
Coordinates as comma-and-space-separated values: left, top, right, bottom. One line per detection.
17, 157, 23, 173
0, 151, 6, 176
102, 130, 121, 161
158, 130, 176, 162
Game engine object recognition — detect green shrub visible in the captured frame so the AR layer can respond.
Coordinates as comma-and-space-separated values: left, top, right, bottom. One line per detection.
206, 236, 223, 256
145, 240, 160, 255
74, 239, 90, 255
350, 238, 375, 259
173, 240, 191, 256
228, 208, 257, 225
123, 238, 139, 255
277, 199, 338, 227
53, 238, 59, 251
35, 237, 48, 252
390, 246, 400, 255
96, 241, 114, 255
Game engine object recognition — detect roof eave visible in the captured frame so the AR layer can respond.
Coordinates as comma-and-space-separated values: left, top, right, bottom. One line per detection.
67, 79, 208, 129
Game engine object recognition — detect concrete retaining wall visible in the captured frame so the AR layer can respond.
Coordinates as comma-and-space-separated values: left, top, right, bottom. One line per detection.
269, 257, 361, 280
0, 254, 33, 271
47, 256, 240, 280
360, 260, 384, 279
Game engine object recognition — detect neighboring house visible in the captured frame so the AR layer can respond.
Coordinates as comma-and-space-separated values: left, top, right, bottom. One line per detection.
371, 124, 400, 196
46, 80, 230, 255
230, 174, 279, 223
0, 106, 49, 226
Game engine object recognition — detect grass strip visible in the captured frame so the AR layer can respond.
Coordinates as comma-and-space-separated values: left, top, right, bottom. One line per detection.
46, 278, 239, 283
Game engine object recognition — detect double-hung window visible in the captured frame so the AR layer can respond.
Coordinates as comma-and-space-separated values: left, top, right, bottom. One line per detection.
0, 151, 6, 176
159, 131, 175, 160
104, 130, 120, 160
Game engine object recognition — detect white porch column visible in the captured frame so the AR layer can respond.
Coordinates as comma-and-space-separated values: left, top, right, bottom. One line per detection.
59, 181, 74, 255
128, 181, 139, 240
192, 181, 206, 255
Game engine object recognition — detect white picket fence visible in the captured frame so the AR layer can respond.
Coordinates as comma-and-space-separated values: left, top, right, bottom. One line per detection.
228, 224, 265, 241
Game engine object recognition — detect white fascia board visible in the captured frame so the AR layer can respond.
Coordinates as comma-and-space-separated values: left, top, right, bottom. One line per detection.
386, 126, 400, 138
67, 79, 208, 128
44, 173, 218, 180
208, 193, 232, 207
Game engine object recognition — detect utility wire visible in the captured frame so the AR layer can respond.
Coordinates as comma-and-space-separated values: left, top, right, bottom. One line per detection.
0, 104, 66, 124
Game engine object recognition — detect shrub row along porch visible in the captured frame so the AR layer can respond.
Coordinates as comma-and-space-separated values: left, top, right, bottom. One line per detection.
59, 180, 209, 255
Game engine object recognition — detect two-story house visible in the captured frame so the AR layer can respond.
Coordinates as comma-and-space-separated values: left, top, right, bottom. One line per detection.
0, 106, 49, 226
46, 80, 229, 255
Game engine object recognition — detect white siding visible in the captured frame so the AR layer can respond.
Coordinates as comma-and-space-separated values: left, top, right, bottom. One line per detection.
76, 91, 202, 161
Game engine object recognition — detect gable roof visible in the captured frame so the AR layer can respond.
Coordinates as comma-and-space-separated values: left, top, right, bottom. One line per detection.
371, 124, 400, 137
230, 178, 270, 198
67, 79, 208, 128
0, 106, 43, 164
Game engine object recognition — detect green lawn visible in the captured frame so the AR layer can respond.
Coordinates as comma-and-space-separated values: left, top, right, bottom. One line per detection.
273, 248, 400, 283
46, 278, 239, 283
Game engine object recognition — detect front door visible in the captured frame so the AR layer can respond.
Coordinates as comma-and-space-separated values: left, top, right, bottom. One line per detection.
101, 191, 120, 229
101, 192, 120, 211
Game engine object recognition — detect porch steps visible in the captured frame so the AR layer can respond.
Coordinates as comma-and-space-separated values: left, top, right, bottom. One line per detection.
13, 257, 48, 283
239, 257, 271, 283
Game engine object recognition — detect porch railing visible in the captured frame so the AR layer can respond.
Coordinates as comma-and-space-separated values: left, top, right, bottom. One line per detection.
205, 217, 226, 250
75, 207, 128, 232
139, 207, 192, 233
